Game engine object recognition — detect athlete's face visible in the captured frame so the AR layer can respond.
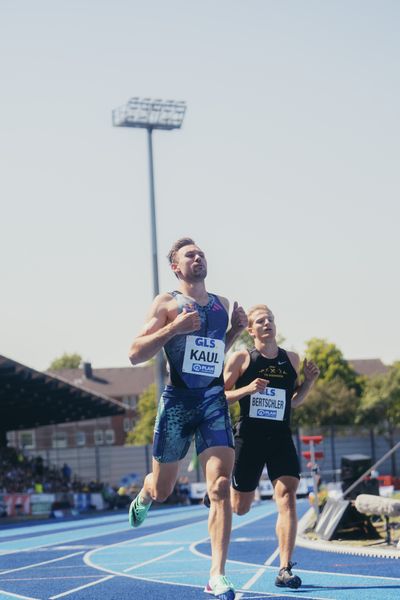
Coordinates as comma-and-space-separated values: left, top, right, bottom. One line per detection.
249, 310, 276, 341
171, 244, 207, 282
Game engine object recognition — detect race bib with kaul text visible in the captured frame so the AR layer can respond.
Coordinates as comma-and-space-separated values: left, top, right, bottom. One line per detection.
182, 336, 225, 378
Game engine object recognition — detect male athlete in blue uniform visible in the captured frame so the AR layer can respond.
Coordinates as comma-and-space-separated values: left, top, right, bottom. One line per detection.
128, 238, 247, 600
223, 304, 319, 589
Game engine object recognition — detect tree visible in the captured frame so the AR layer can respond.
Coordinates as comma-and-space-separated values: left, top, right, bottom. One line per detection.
359, 362, 400, 427
292, 377, 359, 429
229, 329, 253, 353
125, 383, 157, 445
229, 399, 241, 425
294, 339, 363, 474
304, 338, 363, 395
357, 363, 400, 475
48, 353, 82, 370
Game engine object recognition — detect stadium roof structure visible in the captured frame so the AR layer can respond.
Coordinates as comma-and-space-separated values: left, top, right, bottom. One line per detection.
0, 355, 126, 435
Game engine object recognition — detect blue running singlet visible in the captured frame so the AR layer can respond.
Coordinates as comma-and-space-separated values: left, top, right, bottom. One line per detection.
164, 291, 229, 389
152, 291, 233, 462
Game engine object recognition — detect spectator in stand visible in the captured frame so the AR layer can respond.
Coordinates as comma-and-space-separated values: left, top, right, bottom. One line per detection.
34, 456, 44, 478
0, 448, 100, 498
62, 463, 72, 484
34, 481, 43, 494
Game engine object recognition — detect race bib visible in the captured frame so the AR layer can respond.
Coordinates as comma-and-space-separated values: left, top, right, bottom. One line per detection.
182, 336, 225, 378
249, 387, 286, 421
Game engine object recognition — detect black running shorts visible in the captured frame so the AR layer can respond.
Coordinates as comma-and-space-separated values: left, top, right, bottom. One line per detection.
232, 423, 300, 492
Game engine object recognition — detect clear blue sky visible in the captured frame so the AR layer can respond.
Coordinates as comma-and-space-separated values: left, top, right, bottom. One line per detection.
1, 0, 399, 370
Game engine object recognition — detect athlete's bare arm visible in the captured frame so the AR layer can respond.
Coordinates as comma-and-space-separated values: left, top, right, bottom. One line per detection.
128, 293, 201, 365
291, 356, 320, 408
223, 351, 268, 405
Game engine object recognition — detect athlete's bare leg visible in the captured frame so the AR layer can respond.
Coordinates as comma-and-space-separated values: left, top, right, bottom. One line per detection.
231, 488, 254, 516
200, 446, 235, 578
273, 475, 299, 568
139, 458, 180, 504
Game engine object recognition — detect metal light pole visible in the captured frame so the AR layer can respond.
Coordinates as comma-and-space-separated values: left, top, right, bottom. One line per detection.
112, 97, 187, 401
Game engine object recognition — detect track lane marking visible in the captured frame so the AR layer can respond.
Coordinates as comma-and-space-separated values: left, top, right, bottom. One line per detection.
0, 507, 203, 555
49, 547, 185, 598
0, 551, 84, 576
0, 591, 39, 600
48, 576, 114, 599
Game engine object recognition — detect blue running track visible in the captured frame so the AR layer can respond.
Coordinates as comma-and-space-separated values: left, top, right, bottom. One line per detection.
0, 499, 399, 600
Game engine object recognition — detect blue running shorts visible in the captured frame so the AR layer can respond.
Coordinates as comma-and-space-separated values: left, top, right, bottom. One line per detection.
153, 385, 234, 463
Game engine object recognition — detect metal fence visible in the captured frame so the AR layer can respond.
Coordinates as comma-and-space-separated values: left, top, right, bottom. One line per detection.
23, 426, 399, 487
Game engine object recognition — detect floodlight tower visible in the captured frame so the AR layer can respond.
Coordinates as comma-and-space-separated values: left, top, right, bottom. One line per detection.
112, 97, 187, 401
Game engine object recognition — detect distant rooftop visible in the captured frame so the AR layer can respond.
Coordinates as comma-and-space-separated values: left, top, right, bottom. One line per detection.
349, 358, 388, 378
46, 363, 155, 398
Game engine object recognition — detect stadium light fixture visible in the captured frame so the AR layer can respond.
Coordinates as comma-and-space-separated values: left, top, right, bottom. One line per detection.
112, 97, 186, 130
112, 97, 187, 401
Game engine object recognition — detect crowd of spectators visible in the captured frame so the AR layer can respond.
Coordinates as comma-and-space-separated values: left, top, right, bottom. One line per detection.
0, 448, 102, 495
0, 448, 191, 512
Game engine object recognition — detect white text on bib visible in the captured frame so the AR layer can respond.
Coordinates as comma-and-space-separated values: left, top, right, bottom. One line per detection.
249, 387, 286, 421
182, 336, 225, 378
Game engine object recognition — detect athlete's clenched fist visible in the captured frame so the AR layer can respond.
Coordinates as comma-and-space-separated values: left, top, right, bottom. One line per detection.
246, 378, 269, 395
231, 301, 248, 334
303, 358, 320, 384
172, 307, 201, 335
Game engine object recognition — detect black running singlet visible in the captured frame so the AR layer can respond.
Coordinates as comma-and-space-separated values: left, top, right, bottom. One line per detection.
235, 348, 298, 434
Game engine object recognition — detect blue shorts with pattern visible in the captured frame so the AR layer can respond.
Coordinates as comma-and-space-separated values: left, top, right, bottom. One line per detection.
153, 384, 234, 463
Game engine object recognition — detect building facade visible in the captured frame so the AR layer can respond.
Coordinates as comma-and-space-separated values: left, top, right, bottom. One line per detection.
8, 362, 154, 451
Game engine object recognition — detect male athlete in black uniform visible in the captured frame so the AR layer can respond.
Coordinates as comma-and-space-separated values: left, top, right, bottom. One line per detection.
223, 304, 319, 589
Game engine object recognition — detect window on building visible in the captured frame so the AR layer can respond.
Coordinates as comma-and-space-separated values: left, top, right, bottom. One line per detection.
122, 395, 138, 409
19, 430, 36, 450
75, 431, 86, 447
94, 430, 104, 445
123, 418, 133, 433
52, 431, 68, 449
105, 429, 115, 445
7, 431, 16, 446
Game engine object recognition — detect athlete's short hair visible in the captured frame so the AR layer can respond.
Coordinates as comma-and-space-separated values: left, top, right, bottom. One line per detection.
167, 237, 196, 264
247, 304, 273, 327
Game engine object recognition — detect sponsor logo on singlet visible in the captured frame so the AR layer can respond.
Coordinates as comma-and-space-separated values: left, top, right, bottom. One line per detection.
182, 336, 225, 378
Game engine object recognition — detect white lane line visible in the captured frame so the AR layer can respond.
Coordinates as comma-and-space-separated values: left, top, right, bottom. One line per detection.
237, 592, 335, 600
50, 545, 185, 598
235, 546, 279, 600
0, 590, 40, 600
0, 517, 126, 540
0, 506, 203, 556
0, 577, 101, 583
123, 547, 184, 572
0, 505, 203, 541
83, 513, 210, 568
263, 547, 280, 567
237, 546, 279, 593
48, 575, 114, 599
0, 551, 84, 576
189, 506, 279, 559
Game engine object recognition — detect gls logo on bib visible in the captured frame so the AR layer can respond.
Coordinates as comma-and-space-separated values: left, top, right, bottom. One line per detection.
182, 336, 225, 377
249, 387, 286, 421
